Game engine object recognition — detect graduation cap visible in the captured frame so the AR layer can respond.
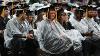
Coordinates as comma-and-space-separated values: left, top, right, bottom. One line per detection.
15, 9, 24, 16
96, 7, 100, 13
97, 7, 100, 11
0, 5, 8, 12
67, 3, 77, 11
26, 10, 33, 16
52, 3, 62, 7
0, 1, 3, 5
81, 4, 97, 12
67, 3, 77, 8
35, 8, 45, 15
75, 8, 84, 15
20, 3, 29, 9
87, 4, 97, 11
6, 1, 19, 6
10, 6, 20, 15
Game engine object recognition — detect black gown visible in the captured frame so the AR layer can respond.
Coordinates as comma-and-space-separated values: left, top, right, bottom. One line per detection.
0, 16, 9, 56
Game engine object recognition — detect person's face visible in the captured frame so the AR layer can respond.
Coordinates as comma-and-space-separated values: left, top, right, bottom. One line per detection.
88, 11, 94, 18
4, 9, 9, 16
21, 12, 27, 21
28, 16, 33, 23
76, 13, 83, 20
49, 10, 56, 20
71, 8, 76, 13
61, 13, 69, 22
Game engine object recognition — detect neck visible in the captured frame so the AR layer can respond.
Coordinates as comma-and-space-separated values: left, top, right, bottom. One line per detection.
48, 18, 55, 22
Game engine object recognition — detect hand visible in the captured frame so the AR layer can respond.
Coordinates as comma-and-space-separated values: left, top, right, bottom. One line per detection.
26, 34, 33, 39
86, 32, 93, 36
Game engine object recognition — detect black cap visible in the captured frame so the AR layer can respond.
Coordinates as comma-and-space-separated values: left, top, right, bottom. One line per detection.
20, 3, 29, 9
57, 8, 65, 16
6, 1, 19, 6
66, 3, 76, 11
0, 5, 8, 12
36, 8, 45, 15
10, 6, 20, 15
75, 8, 84, 15
52, 3, 62, 7
81, 4, 97, 12
0, 1, 3, 4
15, 9, 24, 16
88, 4, 97, 11
26, 10, 33, 16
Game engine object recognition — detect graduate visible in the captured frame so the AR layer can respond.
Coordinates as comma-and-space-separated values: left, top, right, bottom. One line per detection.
0, 3, 9, 56
57, 8, 74, 30
80, 5, 100, 56
6, 1, 19, 19
36, 5, 73, 56
5, 9, 37, 56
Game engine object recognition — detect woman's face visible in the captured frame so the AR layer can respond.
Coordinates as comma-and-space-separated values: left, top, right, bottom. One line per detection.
28, 16, 33, 23
48, 10, 56, 20
61, 13, 69, 22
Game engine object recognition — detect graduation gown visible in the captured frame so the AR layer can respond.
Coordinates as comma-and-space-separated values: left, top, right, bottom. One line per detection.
81, 18, 100, 33
36, 19, 73, 55
0, 16, 9, 45
81, 17, 100, 48
5, 17, 32, 48
70, 17, 88, 34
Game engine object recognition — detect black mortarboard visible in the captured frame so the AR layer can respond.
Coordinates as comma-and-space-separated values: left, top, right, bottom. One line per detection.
6, 1, 19, 6
43, 7, 49, 12
67, 3, 76, 11
0, 1, 3, 5
52, 3, 62, 7
26, 10, 33, 16
10, 6, 20, 15
75, 8, 84, 15
81, 4, 97, 12
15, 9, 24, 16
36, 8, 45, 15
87, 4, 97, 11
0, 5, 7, 12
97, 7, 100, 11
20, 3, 29, 9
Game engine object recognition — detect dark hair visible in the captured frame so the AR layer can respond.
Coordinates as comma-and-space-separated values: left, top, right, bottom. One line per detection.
16, 10, 24, 17
0, 6, 8, 15
35, 12, 45, 23
57, 8, 65, 23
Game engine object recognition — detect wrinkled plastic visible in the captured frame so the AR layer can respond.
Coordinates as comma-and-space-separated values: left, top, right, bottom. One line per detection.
36, 20, 73, 54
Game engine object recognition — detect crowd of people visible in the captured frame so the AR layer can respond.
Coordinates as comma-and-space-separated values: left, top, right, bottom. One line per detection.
0, 0, 100, 56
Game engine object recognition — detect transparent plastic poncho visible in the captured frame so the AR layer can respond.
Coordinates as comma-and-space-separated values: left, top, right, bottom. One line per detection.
36, 20, 73, 54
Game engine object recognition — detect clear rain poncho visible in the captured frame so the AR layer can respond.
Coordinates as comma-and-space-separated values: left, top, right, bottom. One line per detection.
36, 20, 73, 54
